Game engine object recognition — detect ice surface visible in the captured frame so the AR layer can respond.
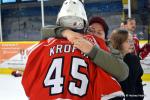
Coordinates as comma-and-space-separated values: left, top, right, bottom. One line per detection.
0, 75, 150, 100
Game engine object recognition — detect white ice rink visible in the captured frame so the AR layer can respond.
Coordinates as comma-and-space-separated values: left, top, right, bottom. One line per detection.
0, 75, 150, 100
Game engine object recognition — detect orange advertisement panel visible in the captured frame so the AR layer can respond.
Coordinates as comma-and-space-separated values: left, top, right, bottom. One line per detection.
0, 41, 38, 69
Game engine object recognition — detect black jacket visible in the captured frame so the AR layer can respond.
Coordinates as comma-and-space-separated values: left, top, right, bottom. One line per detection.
120, 53, 144, 100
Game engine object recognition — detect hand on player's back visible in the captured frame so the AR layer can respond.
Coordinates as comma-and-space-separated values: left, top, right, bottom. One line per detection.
73, 38, 94, 54
62, 29, 83, 43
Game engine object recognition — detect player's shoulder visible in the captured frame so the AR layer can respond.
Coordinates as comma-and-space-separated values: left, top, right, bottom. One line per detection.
84, 34, 97, 44
84, 34, 95, 39
28, 38, 55, 55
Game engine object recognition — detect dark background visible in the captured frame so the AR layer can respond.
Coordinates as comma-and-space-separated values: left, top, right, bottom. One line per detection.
1, 0, 150, 41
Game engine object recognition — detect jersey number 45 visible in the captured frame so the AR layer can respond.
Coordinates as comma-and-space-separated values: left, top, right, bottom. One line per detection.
44, 57, 89, 97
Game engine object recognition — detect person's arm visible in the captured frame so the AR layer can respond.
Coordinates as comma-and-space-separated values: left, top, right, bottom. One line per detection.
72, 37, 129, 81
88, 45, 129, 82
41, 25, 66, 39
73, 38, 129, 82
139, 43, 150, 59
41, 25, 84, 40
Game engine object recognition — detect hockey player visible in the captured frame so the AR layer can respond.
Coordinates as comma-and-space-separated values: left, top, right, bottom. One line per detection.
22, 0, 124, 99
123, 18, 150, 59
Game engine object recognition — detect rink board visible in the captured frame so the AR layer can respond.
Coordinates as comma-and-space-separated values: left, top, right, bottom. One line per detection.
0, 40, 150, 81
0, 41, 38, 70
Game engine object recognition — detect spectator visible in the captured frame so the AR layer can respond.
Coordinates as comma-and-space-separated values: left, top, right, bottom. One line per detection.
88, 16, 109, 40
110, 29, 144, 100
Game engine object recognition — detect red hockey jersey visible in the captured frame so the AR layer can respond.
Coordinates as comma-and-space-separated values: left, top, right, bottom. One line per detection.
22, 34, 123, 100
133, 34, 140, 55
133, 34, 150, 59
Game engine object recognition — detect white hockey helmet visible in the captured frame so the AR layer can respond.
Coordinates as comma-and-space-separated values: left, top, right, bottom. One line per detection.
56, 0, 88, 30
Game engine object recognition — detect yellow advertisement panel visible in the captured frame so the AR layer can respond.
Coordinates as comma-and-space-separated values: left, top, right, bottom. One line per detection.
122, 0, 128, 4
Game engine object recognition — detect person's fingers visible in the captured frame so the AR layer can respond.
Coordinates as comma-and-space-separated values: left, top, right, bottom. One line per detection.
70, 38, 78, 44
67, 37, 78, 44
73, 39, 80, 45
72, 36, 83, 40
71, 33, 83, 39
73, 43, 79, 48
73, 41, 81, 50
